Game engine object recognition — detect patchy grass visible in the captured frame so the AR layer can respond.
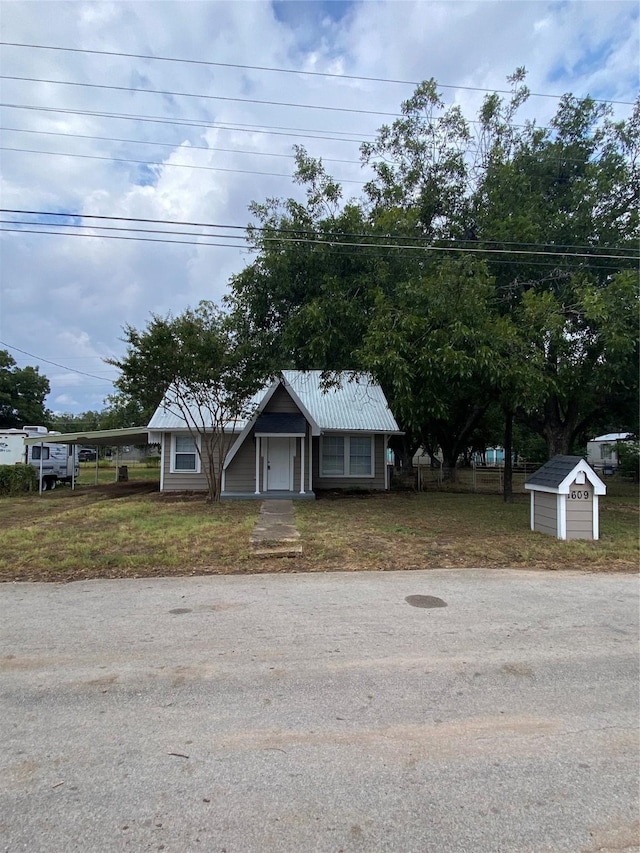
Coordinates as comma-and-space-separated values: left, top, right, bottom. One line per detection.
293, 481, 638, 574
0, 484, 257, 582
0, 477, 636, 582
74, 462, 160, 486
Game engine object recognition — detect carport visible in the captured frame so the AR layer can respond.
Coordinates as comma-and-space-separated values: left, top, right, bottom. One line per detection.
24, 427, 152, 493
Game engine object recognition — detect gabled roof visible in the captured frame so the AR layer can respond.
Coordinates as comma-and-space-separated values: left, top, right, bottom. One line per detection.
221, 371, 401, 470
147, 371, 401, 435
524, 455, 606, 495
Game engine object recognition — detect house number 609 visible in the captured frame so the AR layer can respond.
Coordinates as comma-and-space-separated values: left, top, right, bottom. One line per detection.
570, 490, 589, 499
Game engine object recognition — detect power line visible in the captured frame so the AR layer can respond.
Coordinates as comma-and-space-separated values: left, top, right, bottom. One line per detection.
3, 209, 637, 256
0, 145, 368, 183
0, 103, 371, 144
2, 223, 635, 263
0, 41, 634, 105
0, 127, 361, 165
0, 340, 116, 382
1, 74, 403, 118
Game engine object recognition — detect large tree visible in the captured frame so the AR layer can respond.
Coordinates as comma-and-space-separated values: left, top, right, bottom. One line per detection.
227, 73, 638, 482
108, 302, 269, 502
0, 349, 51, 429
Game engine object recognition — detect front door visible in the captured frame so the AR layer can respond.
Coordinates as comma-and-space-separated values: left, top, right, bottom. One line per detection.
267, 437, 291, 491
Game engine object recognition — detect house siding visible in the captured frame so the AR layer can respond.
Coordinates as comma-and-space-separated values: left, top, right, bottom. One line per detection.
225, 430, 258, 492
312, 434, 386, 490
533, 491, 557, 537
266, 384, 301, 414
565, 479, 594, 540
225, 426, 312, 493
224, 378, 313, 495
161, 431, 234, 492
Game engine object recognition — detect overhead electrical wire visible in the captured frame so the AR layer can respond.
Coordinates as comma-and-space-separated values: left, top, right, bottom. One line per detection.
0, 145, 368, 183
0, 127, 361, 165
0, 103, 371, 144
1, 74, 403, 118
3, 209, 638, 257
1, 222, 634, 264
0, 41, 634, 105
0, 339, 117, 382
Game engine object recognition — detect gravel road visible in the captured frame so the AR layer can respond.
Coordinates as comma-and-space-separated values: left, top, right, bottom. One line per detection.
2, 568, 638, 852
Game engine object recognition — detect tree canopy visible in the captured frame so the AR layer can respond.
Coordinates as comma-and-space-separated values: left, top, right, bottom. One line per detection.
227, 71, 639, 486
0, 349, 51, 429
108, 302, 270, 501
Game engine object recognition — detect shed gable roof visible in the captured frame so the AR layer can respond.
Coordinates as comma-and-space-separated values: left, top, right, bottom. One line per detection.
524, 455, 606, 495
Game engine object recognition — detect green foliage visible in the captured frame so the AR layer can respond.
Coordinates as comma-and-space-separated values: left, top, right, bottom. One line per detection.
49, 410, 103, 433
617, 441, 639, 481
0, 463, 37, 495
0, 350, 51, 429
227, 70, 638, 477
109, 301, 271, 501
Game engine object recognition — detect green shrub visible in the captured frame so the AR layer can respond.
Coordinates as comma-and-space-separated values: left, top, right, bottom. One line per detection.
0, 464, 38, 495
144, 455, 161, 468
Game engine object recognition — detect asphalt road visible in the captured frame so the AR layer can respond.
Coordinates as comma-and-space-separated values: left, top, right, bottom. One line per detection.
1, 569, 638, 853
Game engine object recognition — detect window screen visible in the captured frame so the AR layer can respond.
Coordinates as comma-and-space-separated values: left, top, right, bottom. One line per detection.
321, 435, 344, 475
349, 436, 372, 475
174, 435, 197, 471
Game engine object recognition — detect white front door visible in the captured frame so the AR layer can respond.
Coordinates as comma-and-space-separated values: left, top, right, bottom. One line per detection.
267, 438, 292, 491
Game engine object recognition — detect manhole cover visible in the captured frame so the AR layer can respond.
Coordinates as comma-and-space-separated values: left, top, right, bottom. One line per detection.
405, 595, 447, 609
169, 608, 192, 615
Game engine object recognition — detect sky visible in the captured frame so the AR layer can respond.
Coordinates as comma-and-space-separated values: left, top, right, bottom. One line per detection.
0, 0, 638, 419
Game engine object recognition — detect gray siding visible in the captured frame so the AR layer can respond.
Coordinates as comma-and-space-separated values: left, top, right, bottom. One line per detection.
162, 432, 233, 492
225, 430, 258, 492
534, 491, 557, 537
266, 384, 300, 414
225, 427, 312, 493
565, 479, 594, 540
313, 434, 386, 491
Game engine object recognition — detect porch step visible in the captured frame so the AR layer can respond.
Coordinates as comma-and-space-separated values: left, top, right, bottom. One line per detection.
250, 500, 302, 558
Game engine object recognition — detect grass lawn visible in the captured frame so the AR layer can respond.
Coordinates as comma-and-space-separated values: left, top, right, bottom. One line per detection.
0, 477, 637, 582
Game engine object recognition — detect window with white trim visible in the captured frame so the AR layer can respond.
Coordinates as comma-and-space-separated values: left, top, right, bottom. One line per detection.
171, 434, 200, 473
320, 435, 374, 477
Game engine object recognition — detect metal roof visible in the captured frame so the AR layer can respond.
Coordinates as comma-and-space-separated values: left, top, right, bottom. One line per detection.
282, 371, 401, 433
148, 371, 402, 434
590, 433, 633, 442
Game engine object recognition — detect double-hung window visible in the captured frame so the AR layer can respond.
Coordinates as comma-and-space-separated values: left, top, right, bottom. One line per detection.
171, 434, 200, 473
320, 435, 374, 477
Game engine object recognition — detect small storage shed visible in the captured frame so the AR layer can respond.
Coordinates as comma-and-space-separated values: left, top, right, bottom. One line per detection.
524, 456, 606, 541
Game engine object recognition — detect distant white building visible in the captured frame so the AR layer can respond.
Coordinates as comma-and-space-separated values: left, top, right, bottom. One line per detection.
586, 433, 633, 471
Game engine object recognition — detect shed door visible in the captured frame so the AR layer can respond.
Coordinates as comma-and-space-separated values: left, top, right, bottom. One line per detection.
267, 438, 291, 491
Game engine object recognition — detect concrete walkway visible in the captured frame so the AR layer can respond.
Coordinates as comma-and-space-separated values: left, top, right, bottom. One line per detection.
250, 499, 302, 558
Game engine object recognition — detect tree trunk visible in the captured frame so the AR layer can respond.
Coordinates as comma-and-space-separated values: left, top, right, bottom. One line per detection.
503, 406, 513, 503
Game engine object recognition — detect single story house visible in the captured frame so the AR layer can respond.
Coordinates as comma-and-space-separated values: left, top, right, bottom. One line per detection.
586, 432, 633, 472
147, 370, 402, 498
